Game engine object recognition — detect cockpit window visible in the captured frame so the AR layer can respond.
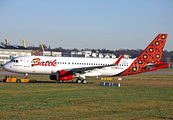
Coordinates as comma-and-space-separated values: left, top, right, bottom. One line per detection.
12, 60, 18, 63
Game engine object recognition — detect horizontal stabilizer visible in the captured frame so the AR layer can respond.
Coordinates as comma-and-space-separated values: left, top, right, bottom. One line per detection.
145, 62, 169, 68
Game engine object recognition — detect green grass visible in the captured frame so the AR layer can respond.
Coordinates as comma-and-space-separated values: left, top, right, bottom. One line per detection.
0, 66, 4, 71
0, 74, 173, 120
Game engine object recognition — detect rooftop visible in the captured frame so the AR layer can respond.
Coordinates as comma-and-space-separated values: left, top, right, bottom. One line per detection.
0, 45, 29, 50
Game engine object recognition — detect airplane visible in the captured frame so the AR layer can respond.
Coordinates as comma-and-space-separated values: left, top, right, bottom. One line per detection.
3, 33, 169, 84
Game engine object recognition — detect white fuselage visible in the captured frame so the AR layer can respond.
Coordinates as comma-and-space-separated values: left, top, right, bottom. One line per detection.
3, 56, 134, 77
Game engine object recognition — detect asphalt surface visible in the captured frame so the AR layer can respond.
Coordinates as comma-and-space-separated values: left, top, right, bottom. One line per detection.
0, 71, 23, 75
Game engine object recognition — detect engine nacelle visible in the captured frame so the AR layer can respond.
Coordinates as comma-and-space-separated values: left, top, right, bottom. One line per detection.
49, 71, 73, 81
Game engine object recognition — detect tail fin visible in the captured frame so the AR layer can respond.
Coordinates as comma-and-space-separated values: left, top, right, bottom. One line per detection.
120, 33, 168, 76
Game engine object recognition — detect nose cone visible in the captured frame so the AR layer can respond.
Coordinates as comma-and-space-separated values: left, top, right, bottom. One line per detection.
3, 63, 8, 71
3, 62, 10, 71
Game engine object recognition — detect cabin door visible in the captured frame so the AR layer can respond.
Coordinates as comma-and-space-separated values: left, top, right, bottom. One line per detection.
24, 57, 30, 67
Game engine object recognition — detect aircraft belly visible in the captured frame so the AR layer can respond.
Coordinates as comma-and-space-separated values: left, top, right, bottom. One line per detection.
32, 67, 52, 74
16, 68, 31, 73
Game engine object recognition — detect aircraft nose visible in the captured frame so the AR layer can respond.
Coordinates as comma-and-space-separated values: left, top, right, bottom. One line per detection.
3, 63, 10, 71
3, 63, 7, 71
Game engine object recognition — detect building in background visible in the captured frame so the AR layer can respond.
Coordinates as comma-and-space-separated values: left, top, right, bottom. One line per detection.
39, 51, 62, 56
32, 50, 39, 56
0, 45, 32, 65
0, 40, 132, 65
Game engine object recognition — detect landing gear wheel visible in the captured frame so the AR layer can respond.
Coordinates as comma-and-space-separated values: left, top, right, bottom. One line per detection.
82, 79, 88, 84
16, 79, 21, 83
76, 79, 82, 83
24, 73, 28, 79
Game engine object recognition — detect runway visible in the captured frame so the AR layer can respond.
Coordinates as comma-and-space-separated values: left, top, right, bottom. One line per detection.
0, 71, 23, 75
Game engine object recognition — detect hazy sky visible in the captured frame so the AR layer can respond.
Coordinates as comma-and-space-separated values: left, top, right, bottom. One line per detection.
0, 0, 173, 51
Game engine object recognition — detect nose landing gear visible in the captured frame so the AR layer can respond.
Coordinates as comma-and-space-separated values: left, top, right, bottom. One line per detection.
24, 73, 28, 79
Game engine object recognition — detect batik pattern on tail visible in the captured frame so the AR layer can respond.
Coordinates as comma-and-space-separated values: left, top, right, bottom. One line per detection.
120, 34, 168, 76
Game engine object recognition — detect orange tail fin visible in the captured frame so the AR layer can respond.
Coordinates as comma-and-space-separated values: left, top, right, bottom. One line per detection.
120, 33, 168, 76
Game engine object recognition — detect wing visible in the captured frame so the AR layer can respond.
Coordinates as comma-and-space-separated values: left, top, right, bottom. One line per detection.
68, 54, 124, 73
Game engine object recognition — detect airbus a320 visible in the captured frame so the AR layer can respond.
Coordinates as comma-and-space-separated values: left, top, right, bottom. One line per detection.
3, 34, 169, 84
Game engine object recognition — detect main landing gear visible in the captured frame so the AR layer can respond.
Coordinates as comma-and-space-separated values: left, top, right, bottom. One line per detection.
76, 78, 88, 84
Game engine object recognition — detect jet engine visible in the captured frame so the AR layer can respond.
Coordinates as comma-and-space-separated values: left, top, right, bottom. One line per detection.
49, 71, 74, 81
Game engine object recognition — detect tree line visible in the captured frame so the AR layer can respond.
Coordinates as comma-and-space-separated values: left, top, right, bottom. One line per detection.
1, 42, 172, 63
27, 45, 173, 63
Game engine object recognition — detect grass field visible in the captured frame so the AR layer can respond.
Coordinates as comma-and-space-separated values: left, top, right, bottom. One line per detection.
0, 72, 173, 120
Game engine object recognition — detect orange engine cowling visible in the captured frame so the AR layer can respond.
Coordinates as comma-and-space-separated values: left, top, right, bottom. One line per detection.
49, 71, 73, 81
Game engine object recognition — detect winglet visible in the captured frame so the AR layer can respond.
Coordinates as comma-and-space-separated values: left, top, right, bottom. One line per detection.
114, 54, 124, 65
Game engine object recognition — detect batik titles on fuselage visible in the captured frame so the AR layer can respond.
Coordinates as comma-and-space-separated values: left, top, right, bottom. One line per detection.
31, 58, 57, 67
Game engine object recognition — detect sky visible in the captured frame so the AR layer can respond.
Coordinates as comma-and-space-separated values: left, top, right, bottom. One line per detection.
0, 0, 173, 51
